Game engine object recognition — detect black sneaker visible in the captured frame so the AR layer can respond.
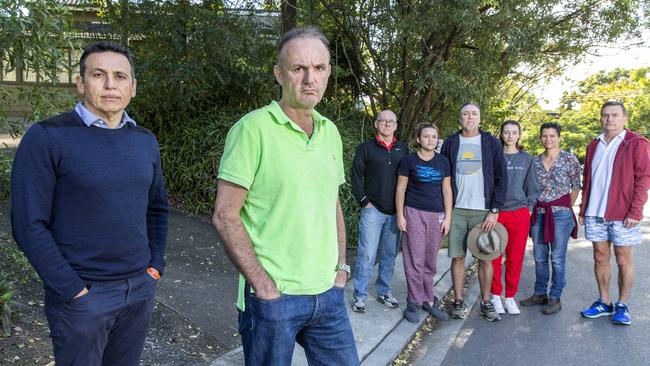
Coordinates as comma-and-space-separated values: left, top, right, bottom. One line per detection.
377, 294, 399, 308
480, 300, 501, 322
450, 300, 469, 319
351, 297, 366, 313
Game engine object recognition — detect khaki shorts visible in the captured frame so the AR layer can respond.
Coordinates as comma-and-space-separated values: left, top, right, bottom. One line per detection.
448, 207, 488, 258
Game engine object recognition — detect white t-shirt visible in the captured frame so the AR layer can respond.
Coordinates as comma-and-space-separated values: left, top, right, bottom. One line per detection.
455, 134, 485, 210
585, 130, 626, 218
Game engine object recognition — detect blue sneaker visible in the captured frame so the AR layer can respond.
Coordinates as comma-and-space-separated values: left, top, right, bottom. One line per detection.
612, 302, 631, 325
581, 299, 614, 318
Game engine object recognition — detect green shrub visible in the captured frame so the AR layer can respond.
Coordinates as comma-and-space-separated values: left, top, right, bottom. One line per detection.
0, 239, 36, 338
0, 239, 37, 287
0, 152, 11, 202
0, 280, 15, 337
157, 110, 235, 214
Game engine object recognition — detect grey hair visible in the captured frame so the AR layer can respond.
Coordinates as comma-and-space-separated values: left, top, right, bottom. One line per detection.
460, 103, 480, 112
276, 26, 330, 65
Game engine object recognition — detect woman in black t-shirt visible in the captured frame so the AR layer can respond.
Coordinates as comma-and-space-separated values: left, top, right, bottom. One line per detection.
395, 123, 453, 323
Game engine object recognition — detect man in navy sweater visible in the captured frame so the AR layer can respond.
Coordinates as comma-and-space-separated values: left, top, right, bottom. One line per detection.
11, 41, 168, 366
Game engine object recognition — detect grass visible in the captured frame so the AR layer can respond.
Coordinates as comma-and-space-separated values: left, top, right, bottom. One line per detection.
0, 231, 38, 337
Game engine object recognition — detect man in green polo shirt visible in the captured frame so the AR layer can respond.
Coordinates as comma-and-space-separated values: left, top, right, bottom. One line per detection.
212, 27, 359, 365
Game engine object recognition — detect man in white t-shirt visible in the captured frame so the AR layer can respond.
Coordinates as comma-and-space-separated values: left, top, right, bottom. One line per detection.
440, 103, 508, 322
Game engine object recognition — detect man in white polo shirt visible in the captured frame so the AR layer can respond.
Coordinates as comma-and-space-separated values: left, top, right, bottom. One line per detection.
578, 101, 650, 326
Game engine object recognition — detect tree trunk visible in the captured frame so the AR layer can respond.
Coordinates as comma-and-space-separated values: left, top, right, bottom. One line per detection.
119, 0, 129, 45
281, 0, 297, 35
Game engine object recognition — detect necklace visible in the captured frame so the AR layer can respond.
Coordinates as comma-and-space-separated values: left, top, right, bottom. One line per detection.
504, 152, 517, 166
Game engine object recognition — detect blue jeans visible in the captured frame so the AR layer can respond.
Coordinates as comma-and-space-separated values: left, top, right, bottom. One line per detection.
530, 210, 575, 299
239, 285, 359, 366
353, 206, 400, 300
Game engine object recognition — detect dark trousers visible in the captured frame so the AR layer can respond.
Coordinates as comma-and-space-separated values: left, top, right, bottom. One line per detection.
44, 271, 157, 366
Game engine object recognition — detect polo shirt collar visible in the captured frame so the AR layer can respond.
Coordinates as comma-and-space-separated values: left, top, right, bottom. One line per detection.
266, 100, 326, 128
376, 135, 397, 150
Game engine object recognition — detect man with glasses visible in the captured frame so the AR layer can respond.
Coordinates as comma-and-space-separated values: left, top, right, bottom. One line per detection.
351, 110, 409, 312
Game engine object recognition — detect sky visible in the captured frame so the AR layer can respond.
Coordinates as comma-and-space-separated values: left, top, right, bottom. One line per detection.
532, 31, 650, 110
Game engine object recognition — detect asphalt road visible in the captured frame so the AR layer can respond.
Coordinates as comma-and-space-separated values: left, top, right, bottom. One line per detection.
412, 211, 650, 366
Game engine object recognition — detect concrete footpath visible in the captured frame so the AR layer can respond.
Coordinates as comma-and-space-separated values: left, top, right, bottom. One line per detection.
410, 204, 650, 366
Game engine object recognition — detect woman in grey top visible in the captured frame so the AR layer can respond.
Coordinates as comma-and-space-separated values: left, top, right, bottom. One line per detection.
490, 121, 539, 315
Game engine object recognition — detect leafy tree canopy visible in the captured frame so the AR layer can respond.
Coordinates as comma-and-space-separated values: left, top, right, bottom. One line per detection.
283, 0, 647, 139
1, 0, 79, 128
521, 67, 650, 159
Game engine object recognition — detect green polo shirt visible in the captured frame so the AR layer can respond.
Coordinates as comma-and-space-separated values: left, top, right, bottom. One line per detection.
218, 101, 345, 310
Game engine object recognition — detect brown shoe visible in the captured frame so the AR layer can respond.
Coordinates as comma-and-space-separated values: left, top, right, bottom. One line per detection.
520, 294, 548, 306
542, 298, 562, 314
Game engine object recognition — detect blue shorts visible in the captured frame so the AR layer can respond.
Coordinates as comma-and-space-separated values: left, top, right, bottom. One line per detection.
584, 216, 641, 246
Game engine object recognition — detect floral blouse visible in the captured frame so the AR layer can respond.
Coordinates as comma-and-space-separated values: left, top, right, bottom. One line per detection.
534, 150, 581, 212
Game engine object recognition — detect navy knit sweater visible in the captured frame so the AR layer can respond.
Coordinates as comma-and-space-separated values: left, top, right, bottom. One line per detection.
11, 111, 168, 302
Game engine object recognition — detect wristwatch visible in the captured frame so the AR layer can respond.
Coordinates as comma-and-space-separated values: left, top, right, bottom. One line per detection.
336, 263, 351, 277
490, 208, 500, 214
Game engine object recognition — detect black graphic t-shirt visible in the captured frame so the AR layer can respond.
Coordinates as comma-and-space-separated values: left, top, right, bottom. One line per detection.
397, 152, 451, 212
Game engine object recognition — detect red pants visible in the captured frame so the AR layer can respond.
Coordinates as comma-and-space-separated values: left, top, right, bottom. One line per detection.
491, 207, 530, 298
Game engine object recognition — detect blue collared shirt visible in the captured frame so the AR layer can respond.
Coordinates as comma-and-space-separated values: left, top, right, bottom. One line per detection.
74, 102, 136, 129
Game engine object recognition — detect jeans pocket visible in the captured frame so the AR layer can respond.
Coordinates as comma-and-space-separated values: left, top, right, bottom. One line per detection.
250, 294, 295, 323
250, 293, 284, 305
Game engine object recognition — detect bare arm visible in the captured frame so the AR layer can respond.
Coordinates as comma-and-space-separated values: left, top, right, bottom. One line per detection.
395, 175, 408, 232
334, 199, 348, 287
212, 179, 279, 300
570, 189, 580, 206
442, 176, 453, 235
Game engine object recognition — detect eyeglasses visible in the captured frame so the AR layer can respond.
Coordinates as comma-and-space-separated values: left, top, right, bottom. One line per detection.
377, 120, 396, 126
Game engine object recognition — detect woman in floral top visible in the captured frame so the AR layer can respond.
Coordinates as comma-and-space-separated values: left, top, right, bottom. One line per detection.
520, 122, 581, 315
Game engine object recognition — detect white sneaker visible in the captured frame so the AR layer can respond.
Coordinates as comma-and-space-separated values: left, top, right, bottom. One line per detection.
491, 295, 505, 314
504, 297, 520, 314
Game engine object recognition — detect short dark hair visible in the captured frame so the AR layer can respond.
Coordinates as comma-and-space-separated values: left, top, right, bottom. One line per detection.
276, 27, 330, 65
500, 120, 524, 151
540, 122, 561, 137
601, 101, 627, 116
79, 41, 136, 79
